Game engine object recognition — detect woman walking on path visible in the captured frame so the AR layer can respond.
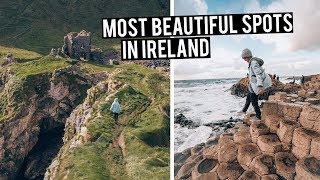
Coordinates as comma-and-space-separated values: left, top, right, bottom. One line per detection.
110, 98, 121, 124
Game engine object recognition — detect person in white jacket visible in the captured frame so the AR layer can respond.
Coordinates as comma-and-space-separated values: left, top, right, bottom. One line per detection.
240, 48, 272, 120
110, 98, 121, 124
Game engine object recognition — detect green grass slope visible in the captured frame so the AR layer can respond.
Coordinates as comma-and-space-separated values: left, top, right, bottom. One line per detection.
54, 64, 170, 179
0, 0, 169, 55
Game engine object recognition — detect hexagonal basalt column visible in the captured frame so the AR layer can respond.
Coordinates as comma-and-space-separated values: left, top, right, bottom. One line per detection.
192, 158, 219, 180
237, 143, 261, 170
295, 156, 320, 180
274, 152, 297, 179
292, 128, 320, 159
257, 134, 282, 154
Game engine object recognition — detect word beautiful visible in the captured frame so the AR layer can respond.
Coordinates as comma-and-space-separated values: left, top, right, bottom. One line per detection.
103, 12, 293, 38
122, 37, 210, 60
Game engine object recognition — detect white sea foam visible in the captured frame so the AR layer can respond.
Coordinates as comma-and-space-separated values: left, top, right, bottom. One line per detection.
174, 78, 249, 152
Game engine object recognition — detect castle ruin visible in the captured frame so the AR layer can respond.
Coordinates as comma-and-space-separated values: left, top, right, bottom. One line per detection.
62, 30, 92, 60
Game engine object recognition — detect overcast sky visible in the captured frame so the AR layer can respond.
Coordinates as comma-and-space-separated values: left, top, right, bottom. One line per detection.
174, 0, 320, 80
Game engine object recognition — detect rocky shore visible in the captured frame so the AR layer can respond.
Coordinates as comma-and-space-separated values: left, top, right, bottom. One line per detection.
175, 75, 320, 180
230, 75, 313, 99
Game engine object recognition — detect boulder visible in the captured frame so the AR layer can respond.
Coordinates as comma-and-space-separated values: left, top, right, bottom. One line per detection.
264, 115, 281, 133
216, 161, 244, 180
238, 170, 260, 180
218, 142, 238, 163
257, 134, 282, 154
237, 143, 261, 169
250, 122, 269, 143
292, 128, 320, 159
192, 158, 219, 180
295, 156, 320, 180
277, 119, 299, 144
250, 154, 276, 176
274, 152, 297, 179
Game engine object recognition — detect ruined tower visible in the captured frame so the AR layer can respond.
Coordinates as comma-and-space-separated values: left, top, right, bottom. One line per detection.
62, 30, 91, 60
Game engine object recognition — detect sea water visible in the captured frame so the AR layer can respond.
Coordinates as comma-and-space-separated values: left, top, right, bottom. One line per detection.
174, 77, 292, 152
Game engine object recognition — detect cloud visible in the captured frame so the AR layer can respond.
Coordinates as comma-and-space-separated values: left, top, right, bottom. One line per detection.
174, 0, 320, 80
245, 0, 320, 52
175, 0, 208, 15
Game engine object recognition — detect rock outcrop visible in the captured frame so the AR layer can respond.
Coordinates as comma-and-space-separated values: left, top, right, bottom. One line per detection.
0, 64, 107, 179
175, 90, 320, 179
230, 75, 320, 101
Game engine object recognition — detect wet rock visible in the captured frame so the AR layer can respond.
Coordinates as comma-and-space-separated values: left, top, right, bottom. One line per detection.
237, 143, 261, 169
176, 155, 203, 180
174, 113, 198, 128
192, 158, 219, 179
205, 137, 219, 147
295, 156, 320, 180
274, 152, 297, 179
216, 161, 244, 180
191, 143, 205, 156
250, 154, 276, 176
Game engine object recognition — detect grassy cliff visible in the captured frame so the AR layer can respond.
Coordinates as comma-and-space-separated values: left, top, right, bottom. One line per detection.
49, 64, 170, 179
0, 0, 169, 55
0, 47, 170, 179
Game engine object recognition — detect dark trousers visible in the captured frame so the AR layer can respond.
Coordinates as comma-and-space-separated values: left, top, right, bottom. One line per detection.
242, 92, 261, 119
114, 113, 119, 123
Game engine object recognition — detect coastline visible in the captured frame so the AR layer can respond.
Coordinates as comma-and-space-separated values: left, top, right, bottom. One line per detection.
174, 74, 320, 180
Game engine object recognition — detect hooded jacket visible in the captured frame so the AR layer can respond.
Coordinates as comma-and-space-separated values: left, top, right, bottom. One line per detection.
110, 99, 121, 113
248, 57, 272, 95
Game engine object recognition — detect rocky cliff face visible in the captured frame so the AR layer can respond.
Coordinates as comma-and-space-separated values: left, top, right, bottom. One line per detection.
0, 54, 170, 179
0, 64, 107, 179
175, 89, 320, 179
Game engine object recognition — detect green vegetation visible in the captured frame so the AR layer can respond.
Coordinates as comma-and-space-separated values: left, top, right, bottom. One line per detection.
52, 64, 169, 179
0, 0, 169, 55
0, 46, 42, 64
0, 45, 169, 178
